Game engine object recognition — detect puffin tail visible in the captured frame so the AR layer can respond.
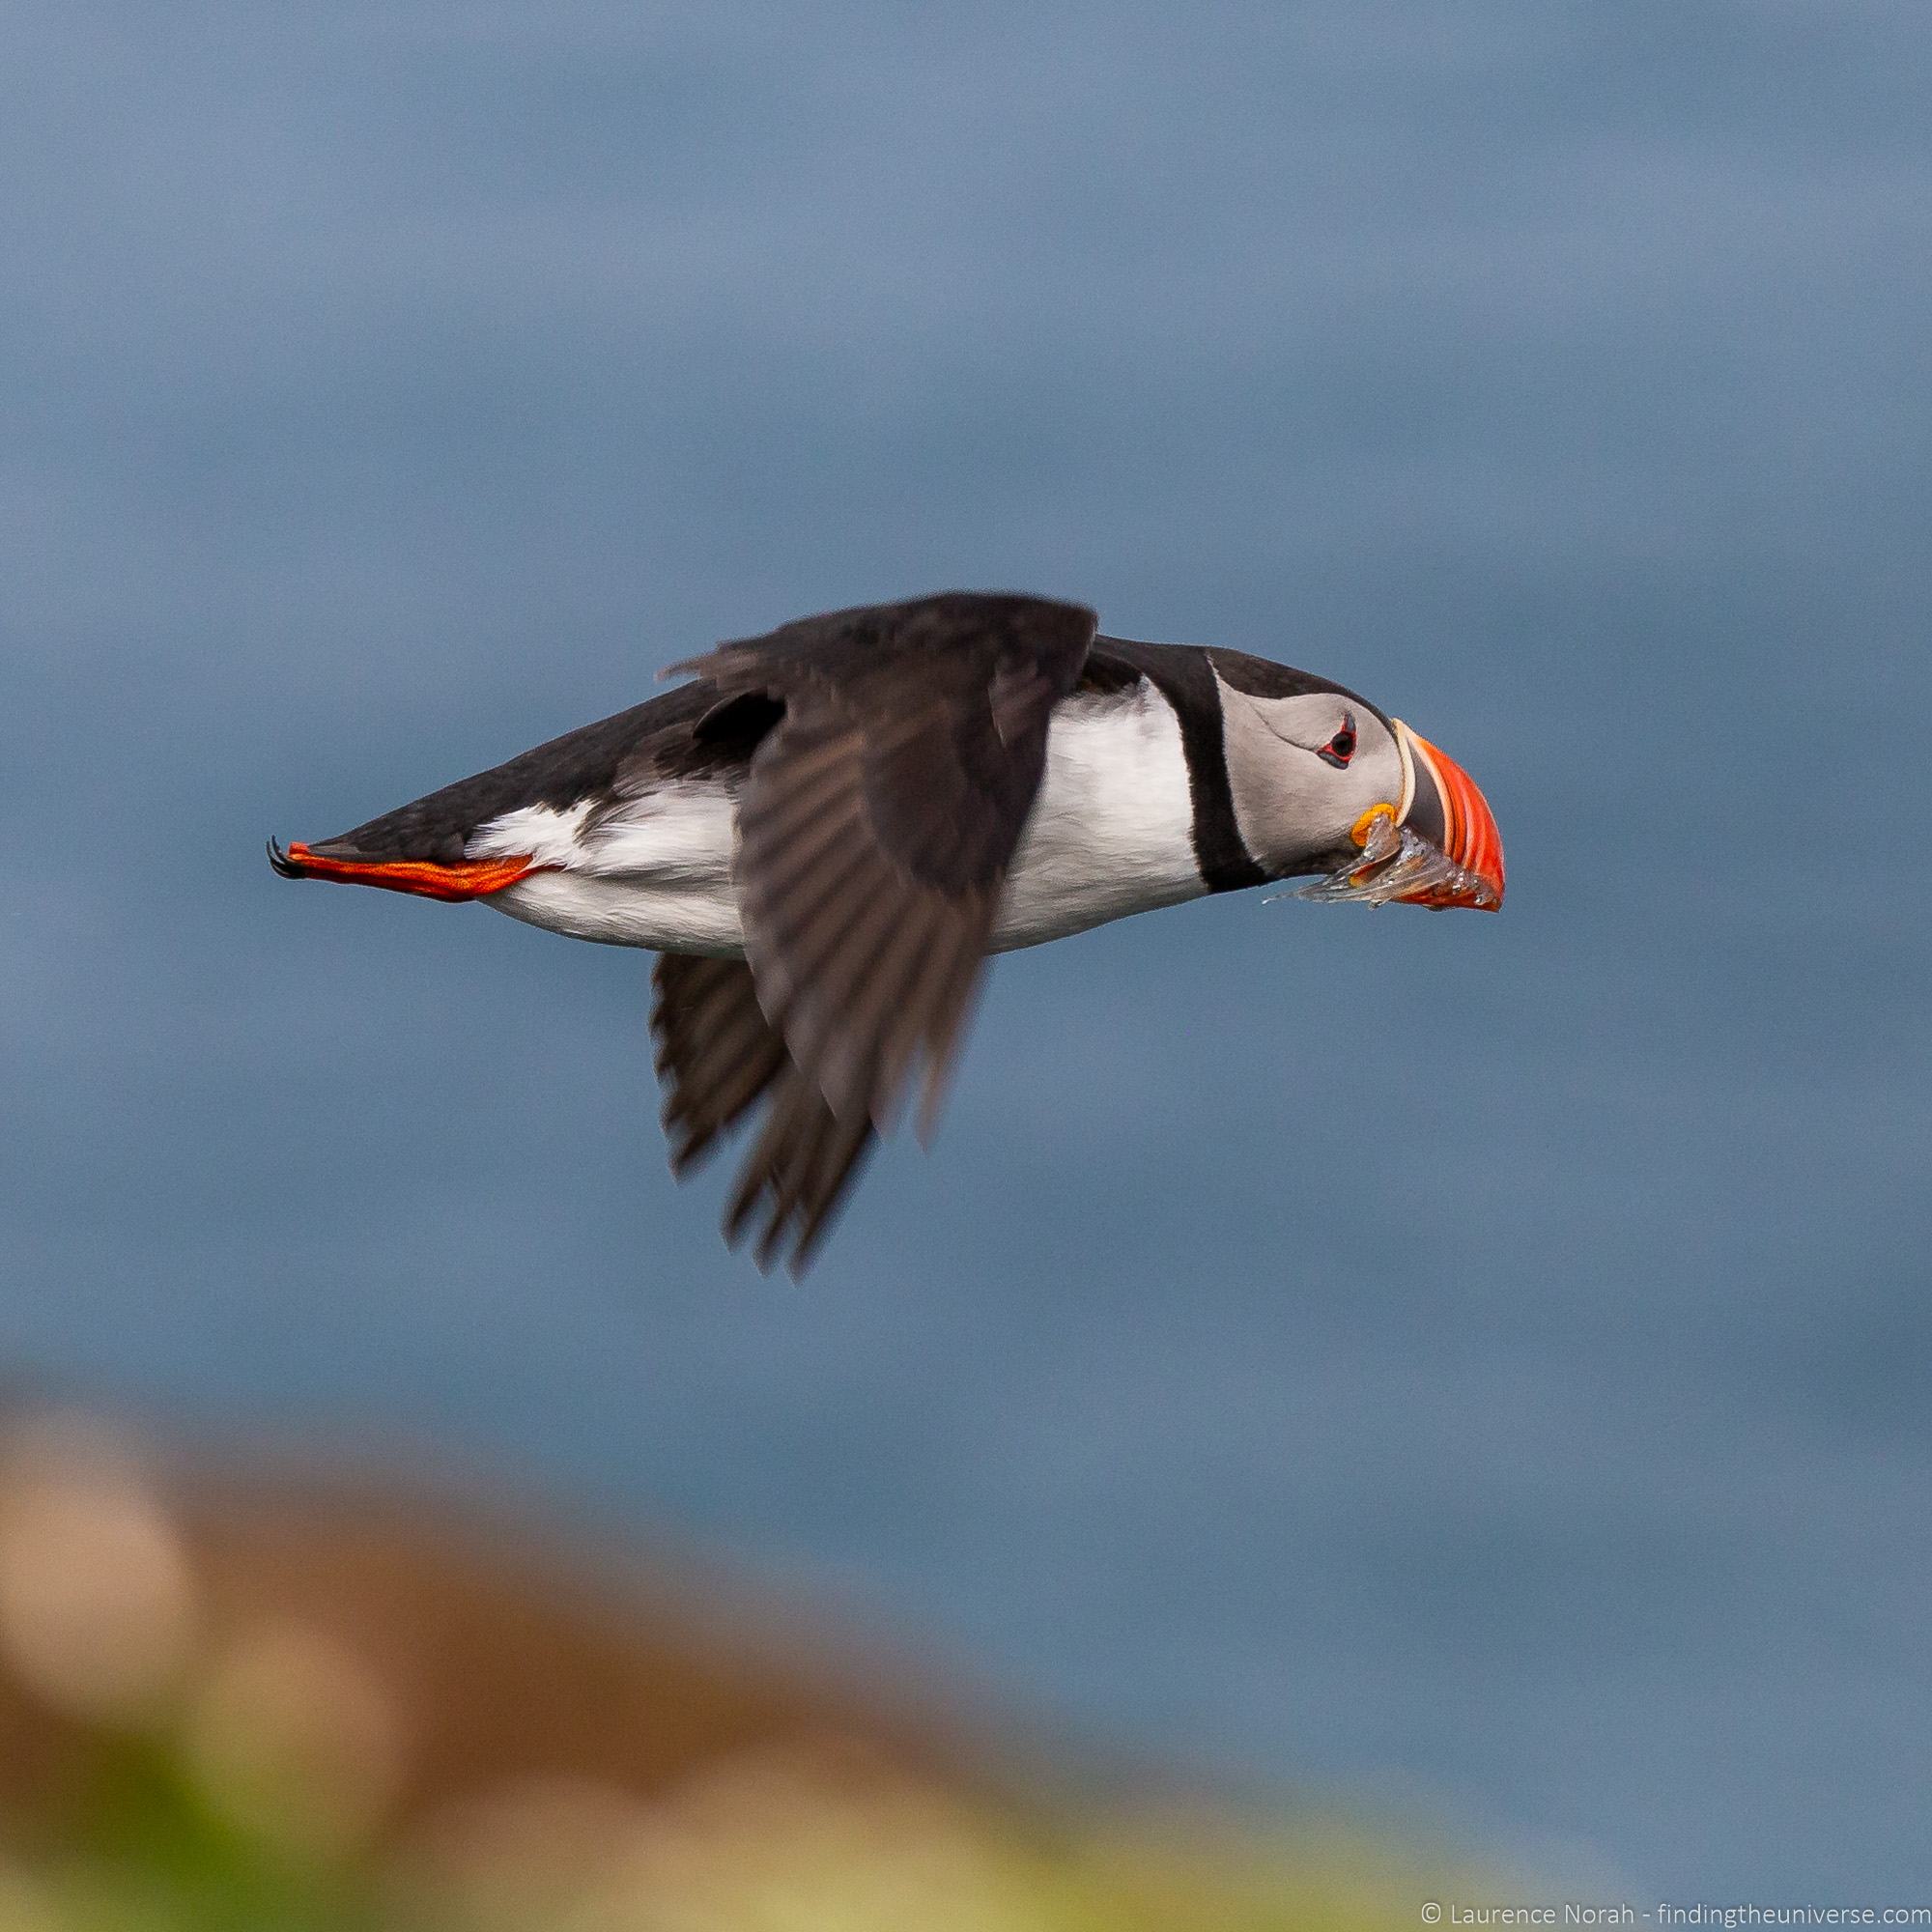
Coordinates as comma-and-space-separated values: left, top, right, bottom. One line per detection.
267, 837, 537, 901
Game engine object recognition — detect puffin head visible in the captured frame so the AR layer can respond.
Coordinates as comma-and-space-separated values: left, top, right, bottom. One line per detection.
1208, 649, 1504, 910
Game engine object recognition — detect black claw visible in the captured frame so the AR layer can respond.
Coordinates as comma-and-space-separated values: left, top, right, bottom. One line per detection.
267, 838, 303, 880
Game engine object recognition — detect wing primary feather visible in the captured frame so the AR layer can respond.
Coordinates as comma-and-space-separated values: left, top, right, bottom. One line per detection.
762, 1100, 872, 1275
651, 953, 789, 1179
915, 932, 989, 1143
873, 903, 981, 1142
752, 887, 907, 1087
821, 895, 952, 1134
784, 1129, 874, 1276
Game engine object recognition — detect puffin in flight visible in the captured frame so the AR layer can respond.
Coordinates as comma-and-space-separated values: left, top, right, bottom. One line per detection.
272, 592, 1503, 1273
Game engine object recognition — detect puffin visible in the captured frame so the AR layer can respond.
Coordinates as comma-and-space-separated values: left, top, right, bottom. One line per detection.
271, 591, 1503, 1273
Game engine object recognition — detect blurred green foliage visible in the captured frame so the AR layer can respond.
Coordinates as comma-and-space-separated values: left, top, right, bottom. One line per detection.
0, 1418, 1485, 1932
2, 1723, 1456, 1932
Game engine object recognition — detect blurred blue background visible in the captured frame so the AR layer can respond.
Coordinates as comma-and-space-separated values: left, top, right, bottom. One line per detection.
3, 0, 1926, 1898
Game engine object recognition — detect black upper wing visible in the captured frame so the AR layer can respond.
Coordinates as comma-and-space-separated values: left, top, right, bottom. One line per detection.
655, 591, 1097, 1272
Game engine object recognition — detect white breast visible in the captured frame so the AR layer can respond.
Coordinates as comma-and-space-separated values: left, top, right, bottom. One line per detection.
473, 679, 1205, 956
991, 682, 1205, 950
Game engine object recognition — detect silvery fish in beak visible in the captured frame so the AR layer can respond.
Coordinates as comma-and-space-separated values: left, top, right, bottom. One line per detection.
273, 592, 1504, 1273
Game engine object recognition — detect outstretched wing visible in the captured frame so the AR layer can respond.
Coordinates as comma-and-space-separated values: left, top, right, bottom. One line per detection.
653, 591, 1097, 1273
651, 952, 873, 1274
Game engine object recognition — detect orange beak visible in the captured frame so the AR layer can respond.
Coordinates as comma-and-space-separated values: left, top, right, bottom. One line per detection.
1395, 726, 1505, 911
268, 839, 538, 901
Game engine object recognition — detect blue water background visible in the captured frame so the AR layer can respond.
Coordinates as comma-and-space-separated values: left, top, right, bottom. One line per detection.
3, 1, 1927, 1895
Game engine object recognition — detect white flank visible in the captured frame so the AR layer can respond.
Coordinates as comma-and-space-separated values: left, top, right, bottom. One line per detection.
469, 681, 1203, 956
994, 683, 1204, 950
465, 798, 596, 868
473, 786, 746, 953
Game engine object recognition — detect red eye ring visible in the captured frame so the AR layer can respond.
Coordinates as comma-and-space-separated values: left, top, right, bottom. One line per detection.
1318, 712, 1357, 769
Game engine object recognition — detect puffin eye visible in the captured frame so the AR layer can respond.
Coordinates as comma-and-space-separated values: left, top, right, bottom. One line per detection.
1317, 713, 1357, 769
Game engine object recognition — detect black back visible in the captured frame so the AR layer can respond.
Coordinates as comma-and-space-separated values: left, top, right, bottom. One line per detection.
313, 678, 734, 862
